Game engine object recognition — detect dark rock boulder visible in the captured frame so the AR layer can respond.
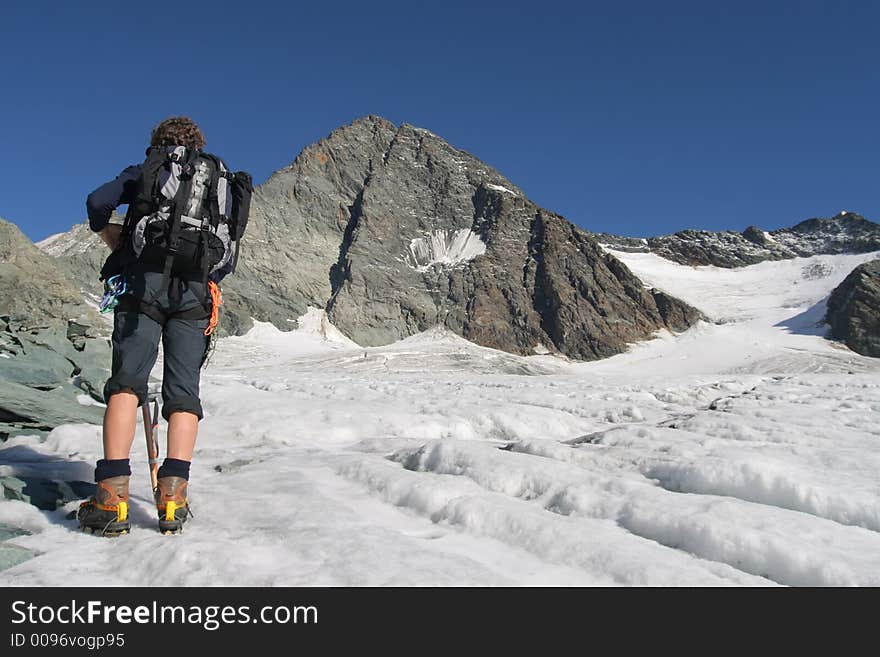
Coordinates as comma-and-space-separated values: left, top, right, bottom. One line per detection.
0, 317, 108, 440
825, 260, 880, 357
742, 225, 771, 246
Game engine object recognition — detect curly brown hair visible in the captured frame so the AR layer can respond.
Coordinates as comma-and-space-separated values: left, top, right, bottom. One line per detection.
150, 116, 206, 150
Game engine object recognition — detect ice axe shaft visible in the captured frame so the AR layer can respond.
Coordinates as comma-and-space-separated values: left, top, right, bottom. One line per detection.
142, 398, 160, 493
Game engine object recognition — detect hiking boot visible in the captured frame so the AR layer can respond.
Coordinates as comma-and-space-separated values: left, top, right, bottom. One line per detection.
77, 475, 131, 536
155, 476, 191, 534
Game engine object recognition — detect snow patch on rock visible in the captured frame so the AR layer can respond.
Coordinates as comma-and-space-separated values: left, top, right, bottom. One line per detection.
37, 228, 95, 257
296, 307, 360, 347
406, 229, 487, 272
486, 183, 517, 196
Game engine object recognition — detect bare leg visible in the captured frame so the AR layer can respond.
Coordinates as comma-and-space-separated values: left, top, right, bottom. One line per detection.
166, 411, 199, 461
102, 391, 139, 460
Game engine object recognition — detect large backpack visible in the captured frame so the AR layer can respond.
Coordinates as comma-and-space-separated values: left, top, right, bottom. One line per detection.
107, 145, 252, 288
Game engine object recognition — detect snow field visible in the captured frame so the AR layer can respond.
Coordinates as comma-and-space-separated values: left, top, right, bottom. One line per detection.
1, 252, 879, 586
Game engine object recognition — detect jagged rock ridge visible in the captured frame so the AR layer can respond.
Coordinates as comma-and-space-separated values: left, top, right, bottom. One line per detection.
595, 212, 880, 268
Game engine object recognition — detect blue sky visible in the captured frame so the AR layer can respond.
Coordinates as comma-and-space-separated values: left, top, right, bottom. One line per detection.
1, 0, 877, 242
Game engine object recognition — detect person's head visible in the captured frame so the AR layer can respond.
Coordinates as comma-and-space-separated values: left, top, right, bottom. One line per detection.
150, 116, 205, 151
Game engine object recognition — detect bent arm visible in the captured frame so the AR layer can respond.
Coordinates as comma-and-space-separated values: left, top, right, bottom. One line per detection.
86, 165, 141, 232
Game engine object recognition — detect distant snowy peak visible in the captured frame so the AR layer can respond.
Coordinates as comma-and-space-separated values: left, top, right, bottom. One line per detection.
595, 212, 880, 268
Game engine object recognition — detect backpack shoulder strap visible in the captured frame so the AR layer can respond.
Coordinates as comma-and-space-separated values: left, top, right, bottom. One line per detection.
198, 152, 227, 222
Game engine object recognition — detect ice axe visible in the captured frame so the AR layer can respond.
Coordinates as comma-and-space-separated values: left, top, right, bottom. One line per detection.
141, 395, 160, 494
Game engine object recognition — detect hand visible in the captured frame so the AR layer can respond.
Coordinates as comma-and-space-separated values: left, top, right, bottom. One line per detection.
99, 224, 123, 251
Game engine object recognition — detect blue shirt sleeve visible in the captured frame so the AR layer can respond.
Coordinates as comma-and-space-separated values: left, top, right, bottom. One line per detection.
85, 165, 141, 232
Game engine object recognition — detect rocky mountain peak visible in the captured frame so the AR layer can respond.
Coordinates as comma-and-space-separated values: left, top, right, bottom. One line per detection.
320, 119, 698, 358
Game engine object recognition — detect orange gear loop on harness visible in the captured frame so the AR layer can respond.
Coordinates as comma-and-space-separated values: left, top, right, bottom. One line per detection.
204, 281, 222, 336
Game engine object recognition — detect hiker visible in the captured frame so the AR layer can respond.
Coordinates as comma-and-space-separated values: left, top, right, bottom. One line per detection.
77, 116, 251, 536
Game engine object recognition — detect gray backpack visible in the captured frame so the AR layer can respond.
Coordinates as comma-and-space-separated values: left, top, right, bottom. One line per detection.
104, 145, 252, 287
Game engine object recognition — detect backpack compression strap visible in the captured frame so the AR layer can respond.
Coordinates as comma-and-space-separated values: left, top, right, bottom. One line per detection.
199, 153, 230, 291
116, 148, 172, 259
159, 148, 198, 294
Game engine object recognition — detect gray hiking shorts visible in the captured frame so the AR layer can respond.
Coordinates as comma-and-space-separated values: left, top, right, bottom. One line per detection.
104, 269, 211, 420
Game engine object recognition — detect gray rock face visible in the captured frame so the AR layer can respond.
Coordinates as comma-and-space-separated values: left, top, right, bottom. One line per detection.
600, 213, 880, 268
825, 260, 880, 357
219, 116, 398, 334
1, 218, 98, 324
325, 123, 701, 359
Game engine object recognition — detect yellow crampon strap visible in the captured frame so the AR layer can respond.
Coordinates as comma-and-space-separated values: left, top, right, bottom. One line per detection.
116, 501, 128, 522
204, 281, 222, 336
165, 501, 179, 522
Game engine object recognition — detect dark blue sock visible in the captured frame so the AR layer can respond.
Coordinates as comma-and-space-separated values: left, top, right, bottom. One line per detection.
157, 458, 191, 481
94, 458, 131, 482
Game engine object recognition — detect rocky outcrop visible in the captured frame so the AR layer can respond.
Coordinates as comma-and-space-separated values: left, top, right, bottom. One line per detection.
0, 219, 108, 439
607, 212, 880, 268
825, 260, 880, 357
647, 229, 776, 267
0, 525, 32, 572
0, 315, 109, 437
37, 214, 124, 301
1, 219, 99, 324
